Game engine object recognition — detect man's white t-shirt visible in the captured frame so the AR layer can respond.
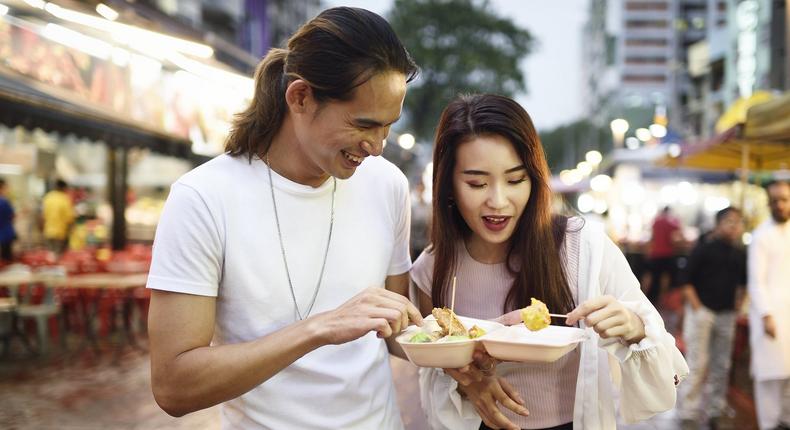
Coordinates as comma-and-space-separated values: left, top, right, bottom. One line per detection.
147, 153, 411, 429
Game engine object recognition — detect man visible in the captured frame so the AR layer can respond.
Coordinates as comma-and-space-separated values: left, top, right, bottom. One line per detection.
0, 178, 16, 263
749, 180, 790, 430
679, 207, 746, 430
645, 206, 683, 305
41, 179, 74, 255
147, 8, 423, 429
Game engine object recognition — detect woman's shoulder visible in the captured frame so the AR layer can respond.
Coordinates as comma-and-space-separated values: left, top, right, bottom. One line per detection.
410, 247, 436, 294
412, 247, 435, 276
560, 216, 614, 260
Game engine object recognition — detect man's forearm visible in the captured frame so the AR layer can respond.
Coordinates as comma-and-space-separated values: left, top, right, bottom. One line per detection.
152, 317, 325, 417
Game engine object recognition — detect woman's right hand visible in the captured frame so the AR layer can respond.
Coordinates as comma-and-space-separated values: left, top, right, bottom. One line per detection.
456, 374, 529, 430
444, 351, 528, 430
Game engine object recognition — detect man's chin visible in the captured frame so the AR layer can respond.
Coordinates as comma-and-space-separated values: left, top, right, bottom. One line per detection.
772, 213, 789, 223
332, 164, 358, 180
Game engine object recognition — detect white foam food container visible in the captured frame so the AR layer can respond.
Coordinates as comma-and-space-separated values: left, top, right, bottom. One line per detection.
395, 315, 503, 369
479, 325, 588, 363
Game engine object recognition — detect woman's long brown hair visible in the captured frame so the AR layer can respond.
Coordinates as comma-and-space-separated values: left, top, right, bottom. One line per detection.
225, 7, 418, 160
430, 94, 575, 316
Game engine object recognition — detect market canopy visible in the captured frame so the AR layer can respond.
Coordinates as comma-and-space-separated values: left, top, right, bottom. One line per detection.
742, 91, 790, 141
714, 90, 773, 134
0, 70, 193, 159
662, 92, 790, 172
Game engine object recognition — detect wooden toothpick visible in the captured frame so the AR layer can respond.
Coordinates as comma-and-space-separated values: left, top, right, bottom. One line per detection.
451, 276, 457, 312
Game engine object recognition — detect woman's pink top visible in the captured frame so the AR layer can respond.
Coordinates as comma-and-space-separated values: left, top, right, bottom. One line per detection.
411, 229, 581, 429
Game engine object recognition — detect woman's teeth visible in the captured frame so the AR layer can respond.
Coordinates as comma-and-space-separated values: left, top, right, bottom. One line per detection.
483, 216, 507, 224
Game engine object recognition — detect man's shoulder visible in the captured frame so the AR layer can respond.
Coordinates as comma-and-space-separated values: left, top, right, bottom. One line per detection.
355, 156, 408, 186
176, 153, 253, 193
752, 220, 775, 240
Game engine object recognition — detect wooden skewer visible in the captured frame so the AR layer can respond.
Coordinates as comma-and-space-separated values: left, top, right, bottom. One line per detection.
548, 313, 568, 318
451, 276, 457, 312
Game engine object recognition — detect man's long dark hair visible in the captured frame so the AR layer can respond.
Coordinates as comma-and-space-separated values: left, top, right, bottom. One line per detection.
430, 94, 574, 316
225, 7, 418, 160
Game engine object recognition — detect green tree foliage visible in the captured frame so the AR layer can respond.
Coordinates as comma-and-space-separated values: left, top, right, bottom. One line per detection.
389, 0, 533, 141
540, 120, 612, 173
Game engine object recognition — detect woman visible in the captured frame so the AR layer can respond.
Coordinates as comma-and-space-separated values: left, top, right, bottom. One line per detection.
412, 94, 688, 430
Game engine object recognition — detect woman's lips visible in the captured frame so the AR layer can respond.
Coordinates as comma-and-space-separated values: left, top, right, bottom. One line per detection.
481, 215, 510, 232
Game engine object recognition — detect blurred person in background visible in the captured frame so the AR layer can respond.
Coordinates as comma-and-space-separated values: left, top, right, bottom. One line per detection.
41, 179, 74, 255
410, 180, 431, 261
146, 7, 424, 430
678, 206, 746, 430
644, 206, 683, 306
0, 178, 16, 263
748, 180, 790, 430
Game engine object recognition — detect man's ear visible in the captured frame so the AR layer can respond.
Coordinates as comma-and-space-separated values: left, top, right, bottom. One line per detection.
285, 79, 315, 115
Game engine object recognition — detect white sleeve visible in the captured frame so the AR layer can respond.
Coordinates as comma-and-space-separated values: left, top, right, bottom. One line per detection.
747, 232, 771, 317
418, 367, 482, 430
388, 173, 412, 276
596, 235, 689, 423
146, 182, 223, 297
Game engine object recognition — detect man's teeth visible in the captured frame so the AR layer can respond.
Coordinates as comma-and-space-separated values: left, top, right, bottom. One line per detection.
343, 151, 363, 163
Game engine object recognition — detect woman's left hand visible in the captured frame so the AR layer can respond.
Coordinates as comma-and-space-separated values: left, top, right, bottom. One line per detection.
565, 295, 646, 344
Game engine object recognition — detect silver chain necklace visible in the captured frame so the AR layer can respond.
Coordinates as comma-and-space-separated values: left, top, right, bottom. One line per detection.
266, 155, 336, 320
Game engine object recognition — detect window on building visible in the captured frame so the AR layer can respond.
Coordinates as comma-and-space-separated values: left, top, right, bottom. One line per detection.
625, 2, 669, 11
606, 34, 617, 66
626, 20, 670, 28
625, 57, 667, 65
625, 38, 669, 47
622, 74, 667, 83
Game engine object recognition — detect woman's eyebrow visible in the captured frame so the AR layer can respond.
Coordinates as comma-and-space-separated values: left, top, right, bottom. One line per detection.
461, 165, 525, 175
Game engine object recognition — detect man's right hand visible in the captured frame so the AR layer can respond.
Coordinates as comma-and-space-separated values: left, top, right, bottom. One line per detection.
310, 287, 423, 345
763, 315, 777, 339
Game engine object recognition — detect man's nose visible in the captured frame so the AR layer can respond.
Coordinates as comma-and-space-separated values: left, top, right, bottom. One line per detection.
360, 138, 384, 157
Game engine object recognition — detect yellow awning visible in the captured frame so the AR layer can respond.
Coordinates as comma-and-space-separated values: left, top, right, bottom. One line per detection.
743, 92, 790, 141
715, 90, 774, 133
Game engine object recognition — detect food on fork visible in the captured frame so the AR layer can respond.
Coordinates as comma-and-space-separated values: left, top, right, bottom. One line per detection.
521, 297, 551, 331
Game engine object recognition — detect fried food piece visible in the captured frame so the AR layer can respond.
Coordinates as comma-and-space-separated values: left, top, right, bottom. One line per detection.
521, 298, 551, 331
468, 325, 486, 339
432, 307, 468, 337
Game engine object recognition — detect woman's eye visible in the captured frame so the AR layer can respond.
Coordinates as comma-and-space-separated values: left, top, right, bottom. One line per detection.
509, 177, 527, 185
467, 183, 486, 189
